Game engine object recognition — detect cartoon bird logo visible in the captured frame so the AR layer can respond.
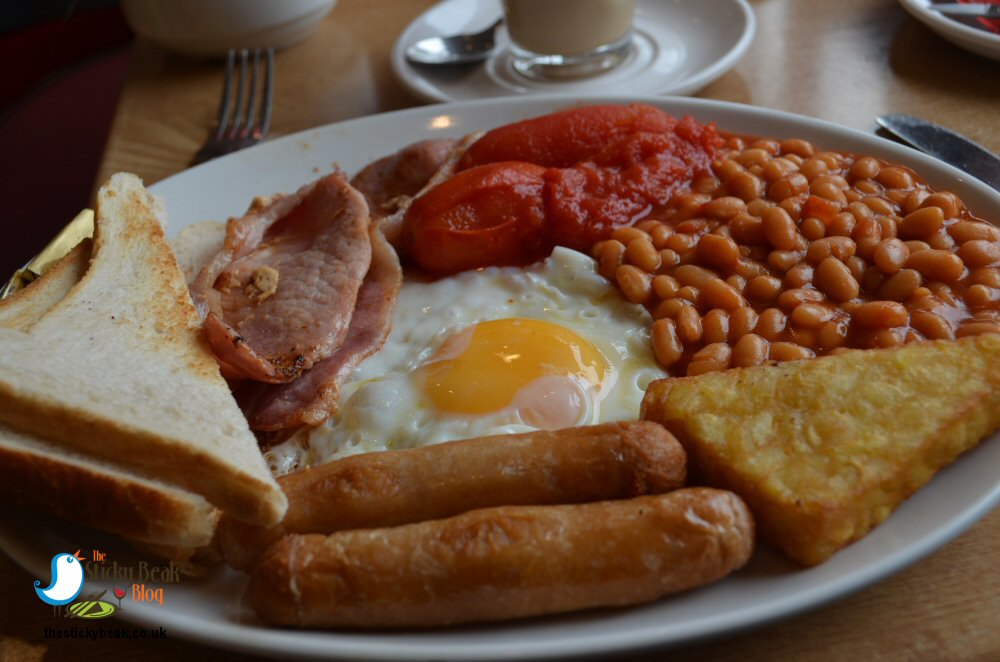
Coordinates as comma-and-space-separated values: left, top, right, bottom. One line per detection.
34, 550, 86, 606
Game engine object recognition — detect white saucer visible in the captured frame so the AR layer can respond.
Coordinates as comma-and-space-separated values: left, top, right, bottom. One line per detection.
899, 0, 1000, 61
392, 0, 755, 103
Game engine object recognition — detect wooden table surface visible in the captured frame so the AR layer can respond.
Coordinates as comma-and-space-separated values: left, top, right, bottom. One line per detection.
3, 0, 998, 660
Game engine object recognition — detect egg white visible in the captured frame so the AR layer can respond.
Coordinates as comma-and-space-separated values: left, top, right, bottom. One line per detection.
265, 247, 664, 475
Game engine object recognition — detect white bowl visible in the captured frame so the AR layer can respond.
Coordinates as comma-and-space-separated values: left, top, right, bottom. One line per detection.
121, 0, 336, 56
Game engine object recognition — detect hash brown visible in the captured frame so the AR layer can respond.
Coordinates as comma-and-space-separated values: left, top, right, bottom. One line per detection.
641, 335, 1000, 566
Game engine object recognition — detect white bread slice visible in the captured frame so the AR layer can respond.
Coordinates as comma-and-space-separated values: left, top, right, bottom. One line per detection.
0, 243, 218, 548
0, 423, 217, 547
0, 173, 286, 526
0, 239, 92, 331
171, 220, 225, 285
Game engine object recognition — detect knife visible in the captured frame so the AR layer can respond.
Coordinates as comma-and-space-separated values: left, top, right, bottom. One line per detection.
875, 114, 1000, 193
0, 209, 94, 299
927, 3, 1000, 17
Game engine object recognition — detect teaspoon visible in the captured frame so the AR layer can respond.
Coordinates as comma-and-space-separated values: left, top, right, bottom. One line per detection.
405, 18, 503, 66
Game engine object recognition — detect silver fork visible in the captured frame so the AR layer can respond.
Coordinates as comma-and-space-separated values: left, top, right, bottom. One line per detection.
193, 47, 275, 165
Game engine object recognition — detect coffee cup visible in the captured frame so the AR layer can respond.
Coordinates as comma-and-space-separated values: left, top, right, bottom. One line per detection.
503, 0, 636, 79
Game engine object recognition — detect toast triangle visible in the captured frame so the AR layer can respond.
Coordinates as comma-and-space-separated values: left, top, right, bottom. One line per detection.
0, 241, 218, 547
0, 239, 91, 331
0, 173, 286, 526
0, 422, 217, 547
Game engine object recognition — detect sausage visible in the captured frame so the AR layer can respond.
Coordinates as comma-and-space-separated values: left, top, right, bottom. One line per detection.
350, 138, 459, 224
217, 421, 685, 570
247, 488, 754, 628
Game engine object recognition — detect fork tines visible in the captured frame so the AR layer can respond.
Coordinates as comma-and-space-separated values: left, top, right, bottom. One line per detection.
194, 47, 274, 165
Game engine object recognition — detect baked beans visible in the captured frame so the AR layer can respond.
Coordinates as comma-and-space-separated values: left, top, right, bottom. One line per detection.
596, 135, 1000, 376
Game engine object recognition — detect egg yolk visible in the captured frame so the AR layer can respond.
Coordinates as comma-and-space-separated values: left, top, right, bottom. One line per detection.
419, 318, 611, 427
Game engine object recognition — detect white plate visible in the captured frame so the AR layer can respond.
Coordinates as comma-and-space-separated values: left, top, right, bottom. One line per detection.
391, 0, 755, 103
4, 96, 1000, 660
899, 0, 1000, 61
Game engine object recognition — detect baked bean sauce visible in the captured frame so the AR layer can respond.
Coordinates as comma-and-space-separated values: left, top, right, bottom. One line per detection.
591, 134, 1000, 376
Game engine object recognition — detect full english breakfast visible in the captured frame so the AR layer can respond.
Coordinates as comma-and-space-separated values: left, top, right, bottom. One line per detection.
1, 103, 998, 630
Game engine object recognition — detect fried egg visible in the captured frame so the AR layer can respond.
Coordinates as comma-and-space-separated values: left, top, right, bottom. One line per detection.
265, 247, 663, 474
